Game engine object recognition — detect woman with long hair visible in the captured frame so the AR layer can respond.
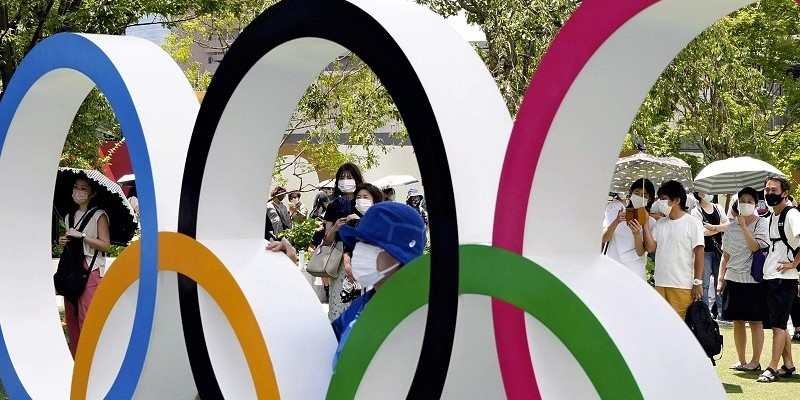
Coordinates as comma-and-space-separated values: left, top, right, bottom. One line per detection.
601, 178, 656, 280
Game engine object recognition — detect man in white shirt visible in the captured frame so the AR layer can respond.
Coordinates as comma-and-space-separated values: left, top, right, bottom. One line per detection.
757, 176, 800, 383
644, 180, 705, 319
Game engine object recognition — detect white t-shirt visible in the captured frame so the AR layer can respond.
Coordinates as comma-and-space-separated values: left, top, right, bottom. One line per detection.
652, 213, 705, 289
764, 207, 800, 280
603, 203, 655, 279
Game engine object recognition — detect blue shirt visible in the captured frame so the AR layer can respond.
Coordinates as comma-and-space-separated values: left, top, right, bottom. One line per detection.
331, 290, 375, 367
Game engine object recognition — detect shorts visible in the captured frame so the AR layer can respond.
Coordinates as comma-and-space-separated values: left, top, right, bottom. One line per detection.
763, 279, 798, 330
721, 280, 766, 322
656, 286, 693, 320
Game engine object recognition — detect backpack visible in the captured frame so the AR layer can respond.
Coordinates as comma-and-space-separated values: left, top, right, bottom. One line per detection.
684, 300, 723, 365
770, 206, 799, 261
54, 208, 100, 302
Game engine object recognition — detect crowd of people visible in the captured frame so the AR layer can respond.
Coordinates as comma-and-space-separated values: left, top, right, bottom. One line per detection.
602, 175, 800, 383
266, 162, 429, 364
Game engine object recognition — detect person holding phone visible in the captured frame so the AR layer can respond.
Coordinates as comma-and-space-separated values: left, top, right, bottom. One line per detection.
602, 178, 656, 280
323, 163, 365, 321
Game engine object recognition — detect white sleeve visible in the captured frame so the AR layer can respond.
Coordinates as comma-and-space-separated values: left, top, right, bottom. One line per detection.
785, 209, 800, 249
691, 218, 705, 249
602, 203, 620, 228
690, 207, 702, 222
716, 204, 729, 224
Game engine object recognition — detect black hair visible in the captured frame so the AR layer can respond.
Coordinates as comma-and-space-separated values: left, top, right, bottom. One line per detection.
333, 162, 364, 197
127, 184, 137, 198
382, 187, 395, 197
288, 192, 301, 200
765, 175, 791, 193
355, 183, 384, 203
271, 186, 287, 197
627, 178, 656, 211
657, 180, 687, 211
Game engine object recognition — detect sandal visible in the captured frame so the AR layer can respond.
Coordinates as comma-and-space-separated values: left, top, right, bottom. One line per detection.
757, 368, 779, 383
733, 363, 762, 372
779, 365, 796, 378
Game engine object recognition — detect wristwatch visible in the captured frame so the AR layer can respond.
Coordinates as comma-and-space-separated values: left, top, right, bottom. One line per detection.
692, 278, 703, 286
80, 232, 86, 239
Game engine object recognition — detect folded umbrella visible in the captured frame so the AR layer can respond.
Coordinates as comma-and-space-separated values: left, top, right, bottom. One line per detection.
54, 168, 138, 245
694, 157, 785, 195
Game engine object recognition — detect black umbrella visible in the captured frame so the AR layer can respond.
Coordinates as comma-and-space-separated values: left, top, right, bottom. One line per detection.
54, 168, 138, 245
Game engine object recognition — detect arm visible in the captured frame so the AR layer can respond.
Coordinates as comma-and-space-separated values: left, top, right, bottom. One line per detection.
643, 221, 657, 254
601, 210, 624, 244
84, 214, 111, 252
627, 220, 646, 256
717, 252, 730, 295
737, 217, 761, 252
692, 245, 705, 300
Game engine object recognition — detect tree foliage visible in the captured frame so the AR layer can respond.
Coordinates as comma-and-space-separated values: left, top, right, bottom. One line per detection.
629, 0, 800, 181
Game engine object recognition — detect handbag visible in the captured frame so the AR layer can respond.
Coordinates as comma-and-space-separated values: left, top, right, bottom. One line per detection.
306, 241, 343, 278
750, 218, 767, 282
54, 208, 100, 301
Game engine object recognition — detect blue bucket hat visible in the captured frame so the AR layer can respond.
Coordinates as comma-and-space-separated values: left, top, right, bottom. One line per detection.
338, 202, 426, 264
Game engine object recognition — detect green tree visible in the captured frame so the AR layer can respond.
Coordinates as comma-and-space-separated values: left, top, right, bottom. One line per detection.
419, 0, 580, 114
164, 1, 407, 193
628, 0, 800, 182
0, 0, 241, 168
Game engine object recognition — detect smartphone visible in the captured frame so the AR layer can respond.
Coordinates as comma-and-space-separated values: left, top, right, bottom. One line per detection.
625, 209, 636, 222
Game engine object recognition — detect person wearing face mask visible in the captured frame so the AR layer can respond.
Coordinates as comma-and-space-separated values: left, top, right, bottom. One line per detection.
330, 202, 426, 365
265, 186, 292, 239
287, 192, 308, 224
601, 178, 656, 280
643, 180, 705, 319
323, 163, 365, 320
338, 184, 385, 304
691, 191, 729, 319
716, 187, 769, 372
406, 188, 428, 225
58, 176, 111, 355
756, 176, 800, 383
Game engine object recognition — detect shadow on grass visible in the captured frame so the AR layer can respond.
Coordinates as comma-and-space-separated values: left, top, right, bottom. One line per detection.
723, 383, 744, 393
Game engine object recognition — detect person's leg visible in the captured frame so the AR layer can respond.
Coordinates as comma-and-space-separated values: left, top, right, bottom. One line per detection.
702, 252, 713, 308
769, 328, 788, 371
781, 332, 794, 369
64, 299, 79, 357
733, 320, 747, 366
792, 295, 800, 341
749, 322, 764, 368
672, 288, 693, 320
711, 252, 722, 317
77, 269, 101, 331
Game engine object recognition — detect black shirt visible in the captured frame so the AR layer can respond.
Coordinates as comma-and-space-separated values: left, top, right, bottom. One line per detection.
699, 205, 723, 252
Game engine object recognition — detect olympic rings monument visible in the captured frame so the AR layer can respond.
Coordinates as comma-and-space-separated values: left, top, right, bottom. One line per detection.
0, 0, 770, 398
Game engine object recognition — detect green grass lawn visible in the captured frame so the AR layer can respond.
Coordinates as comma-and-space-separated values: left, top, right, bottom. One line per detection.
717, 325, 800, 399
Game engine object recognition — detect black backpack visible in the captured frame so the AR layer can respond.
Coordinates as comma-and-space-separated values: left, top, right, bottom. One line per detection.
685, 300, 723, 365
770, 206, 799, 261
54, 208, 100, 302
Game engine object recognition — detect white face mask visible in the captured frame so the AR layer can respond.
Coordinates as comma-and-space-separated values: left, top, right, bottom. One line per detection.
703, 194, 714, 203
351, 242, 399, 289
355, 198, 373, 214
652, 199, 673, 217
338, 179, 356, 193
72, 189, 89, 204
738, 203, 755, 217
629, 194, 648, 209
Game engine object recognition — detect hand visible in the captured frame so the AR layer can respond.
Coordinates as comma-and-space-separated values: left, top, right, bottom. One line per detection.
266, 238, 298, 263
704, 223, 717, 233
626, 219, 643, 236
333, 217, 348, 230
614, 210, 626, 225
58, 235, 69, 246
777, 261, 798, 272
692, 285, 704, 301
736, 215, 748, 227
66, 228, 84, 239
716, 279, 726, 296
346, 214, 360, 223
